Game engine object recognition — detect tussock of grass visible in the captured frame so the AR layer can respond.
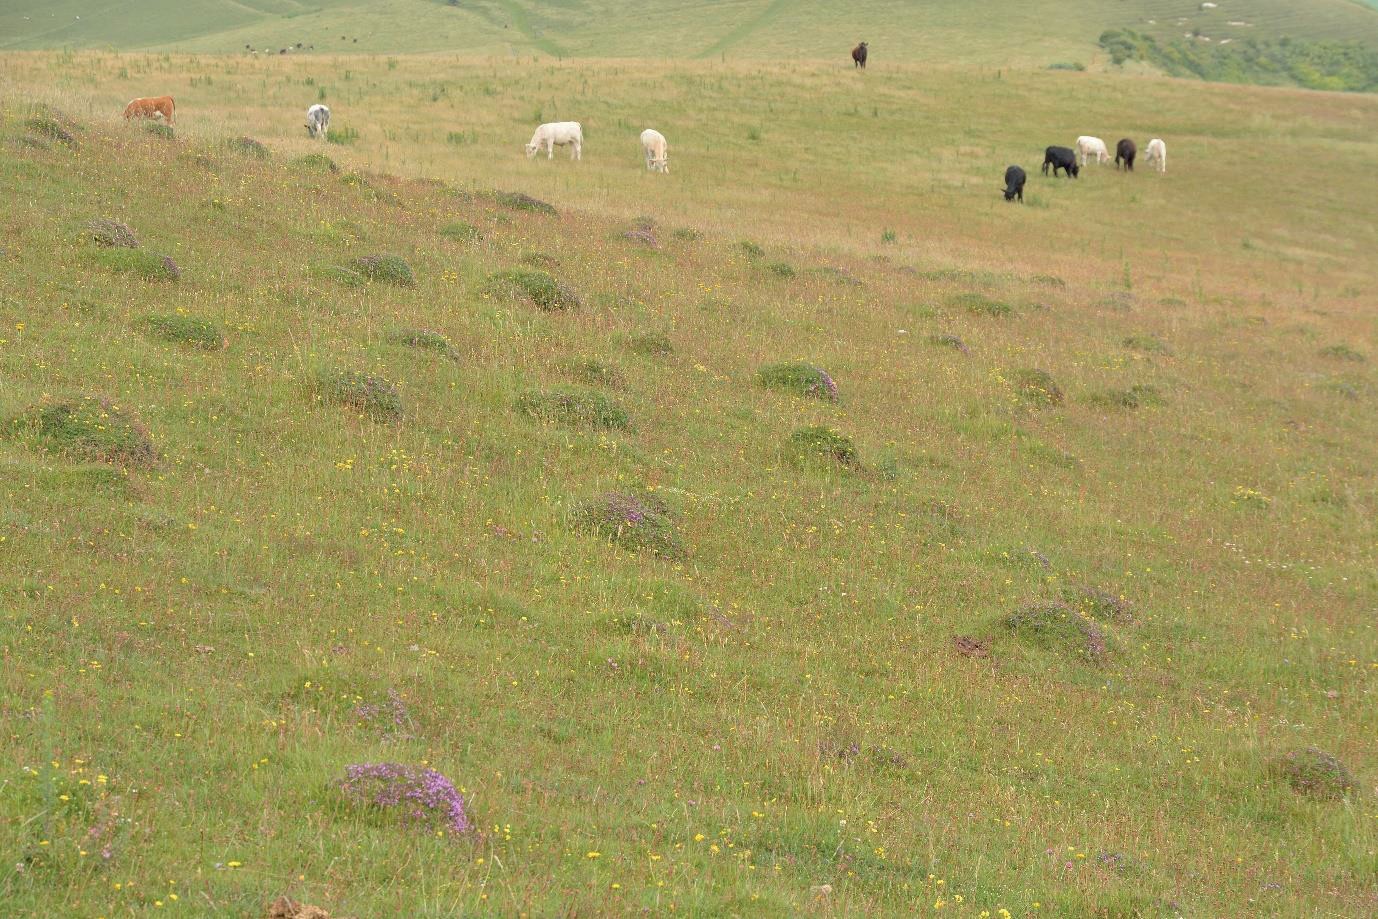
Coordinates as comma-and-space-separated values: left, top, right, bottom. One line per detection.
143, 122, 175, 140
671, 227, 701, 242
811, 266, 862, 287
227, 136, 269, 158
496, 191, 556, 215
1003, 601, 1109, 662
1319, 344, 1365, 362
757, 362, 838, 401
564, 358, 625, 388
315, 264, 366, 287
789, 425, 859, 467
928, 333, 969, 354
485, 269, 580, 310
85, 218, 139, 249
7, 396, 156, 466
388, 327, 457, 359
138, 313, 224, 349
764, 261, 796, 278
312, 369, 403, 422
520, 252, 560, 270
439, 221, 482, 243
516, 387, 630, 430
26, 114, 75, 145
1012, 368, 1064, 407
951, 291, 1013, 316
628, 332, 673, 357
348, 254, 415, 286
1274, 747, 1355, 799
92, 249, 180, 282
573, 491, 682, 558
1087, 384, 1164, 409
326, 125, 360, 146
1123, 334, 1170, 354
292, 152, 339, 173
1059, 585, 1134, 623
738, 240, 765, 259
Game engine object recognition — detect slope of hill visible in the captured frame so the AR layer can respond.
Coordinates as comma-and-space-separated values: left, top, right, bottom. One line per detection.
1, 53, 1376, 915
4, 0, 1378, 70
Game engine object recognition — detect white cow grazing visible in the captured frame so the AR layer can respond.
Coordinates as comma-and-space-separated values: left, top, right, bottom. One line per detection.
1144, 138, 1167, 173
305, 104, 331, 139
1076, 135, 1110, 166
640, 128, 669, 173
525, 121, 583, 160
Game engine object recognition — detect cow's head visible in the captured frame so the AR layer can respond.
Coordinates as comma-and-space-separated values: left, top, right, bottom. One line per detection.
1003, 186, 1018, 201
524, 143, 540, 158
1070, 164, 1080, 178
860, 42, 868, 49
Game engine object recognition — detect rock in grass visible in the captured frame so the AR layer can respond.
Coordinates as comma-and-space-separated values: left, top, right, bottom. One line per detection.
517, 387, 630, 430
388, 327, 457, 359
758, 362, 838, 401
138, 313, 224, 350
86, 218, 139, 249
485, 268, 580, 311
348, 254, 415, 287
1274, 747, 1355, 800
1002, 601, 1108, 662
1012, 368, 1064, 407
92, 249, 180, 282
313, 369, 403, 422
574, 491, 682, 558
789, 425, 860, 467
496, 191, 556, 215
7, 396, 156, 466
228, 136, 269, 158
439, 221, 483, 243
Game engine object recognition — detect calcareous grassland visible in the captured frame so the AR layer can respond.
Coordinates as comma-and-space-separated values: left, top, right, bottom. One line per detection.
1, 48, 1376, 917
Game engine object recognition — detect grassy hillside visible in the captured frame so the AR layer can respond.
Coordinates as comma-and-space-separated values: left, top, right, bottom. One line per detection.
4, 0, 1378, 68
2, 53, 1377, 917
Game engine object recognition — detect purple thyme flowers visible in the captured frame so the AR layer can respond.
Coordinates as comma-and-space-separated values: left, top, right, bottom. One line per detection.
340, 763, 470, 835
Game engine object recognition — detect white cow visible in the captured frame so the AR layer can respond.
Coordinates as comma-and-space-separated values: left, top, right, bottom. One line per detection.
525, 121, 583, 160
1076, 135, 1110, 166
305, 104, 330, 139
1144, 138, 1167, 173
640, 128, 669, 173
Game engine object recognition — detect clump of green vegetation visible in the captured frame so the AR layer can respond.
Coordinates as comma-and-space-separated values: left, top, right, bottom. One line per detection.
573, 491, 682, 558
292, 152, 339, 173
485, 269, 580, 311
326, 125, 360, 146
757, 362, 838, 401
1088, 384, 1164, 410
439, 221, 482, 243
340, 171, 372, 189
228, 136, 269, 158
6, 396, 156, 466
1273, 747, 1356, 800
1003, 601, 1109, 662
1319, 344, 1365, 362
85, 218, 139, 249
1059, 586, 1134, 624
564, 358, 624, 388
628, 333, 673, 357
764, 261, 796, 278
789, 425, 860, 468
520, 252, 560, 270
516, 387, 630, 430
143, 122, 175, 140
1012, 368, 1064, 407
672, 227, 702, 242
316, 265, 366, 288
138, 313, 224, 350
388, 327, 457, 359
348, 255, 415, 286
1029, 274, 1066, 288
312, 369, 403, 422
92, 249, 180, 282
1100, 29, 1378, 93
738, 240, 765, 259
26, 113, 75, 145
811, 266, 862, 287
1047, 61, 1086, 71
928, 334, 969, 354
496, 191, 556, 215
951, 292, 1013, 317
1123, 334, 1170, 354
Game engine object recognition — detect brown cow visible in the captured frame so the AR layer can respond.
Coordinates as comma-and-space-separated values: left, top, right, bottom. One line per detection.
852, 41, 868, 69
123, 96, 175, 125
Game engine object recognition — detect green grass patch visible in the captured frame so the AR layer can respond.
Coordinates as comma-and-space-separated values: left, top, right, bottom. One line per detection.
496, 191, 556, 215
1319, 344, 1365, 362
6, 396, 156, 466
628, 332, 673, 357
227, 135, 269, 158
312, 369, 403, 422
950, 291, 1013, 317
516, 387, 630, 430
788, 425, 860, 468
1123, 334, 1170, 354
143, 122, 175, 140
1087, 384, 1164, 410
572, 491, 682, 558
387, 327, 457, 359
563, 357, 625, 388
1002, 601, 1109, 662
90, 248, 180, 281
292, 152, 339, 173
757, 362, 838, 400
1012, 368, 1064, 407
1273, 747, 1356, 799
137, 313, 224, 350
485, 269, 580, 311
326, 125, 360, 146
439, 221, 482, 243
348, 254, 415, 286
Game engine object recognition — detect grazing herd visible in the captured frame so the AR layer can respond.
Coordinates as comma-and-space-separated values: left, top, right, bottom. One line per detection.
118, 44, 1168, 202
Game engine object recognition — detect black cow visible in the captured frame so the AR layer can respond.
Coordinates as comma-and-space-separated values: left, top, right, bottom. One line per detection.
1043, 145, 1079, 178
1003, 165, 1027, 202
852, 42, 868, 69
1116, 138, 1137, 171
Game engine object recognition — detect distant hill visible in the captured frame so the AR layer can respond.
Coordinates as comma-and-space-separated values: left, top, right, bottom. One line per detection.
4, 0, 1378, 71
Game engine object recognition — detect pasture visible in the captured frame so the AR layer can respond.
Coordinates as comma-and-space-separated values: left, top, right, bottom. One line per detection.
1, 48, 1377, 917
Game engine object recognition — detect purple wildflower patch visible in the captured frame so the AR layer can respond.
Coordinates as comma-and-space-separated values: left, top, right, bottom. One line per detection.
353, 689, 412, 737
340, 763, 470, 835
574, 491, 682, 557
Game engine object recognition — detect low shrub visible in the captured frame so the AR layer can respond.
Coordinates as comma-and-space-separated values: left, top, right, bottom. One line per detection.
628, 333, 673, 357
349, 254, 415, 286
85, 218, 139, 249
228, 136, 269, 158
573, 491, 682, 557
439, 221, 483, 243
92, 249, 180, 282
564, 358, 625, 388
291, 152, 338, 173
951, 292, 1013, 317
26, 114, 75, 145
1059, 585, 1134, 623
672, 227, 702, 242
1273, 747, 1356, 800
1003, 601, 1108, 662
1319, 344, 1365, 362
789, 425, 860, 467
388, 327, 457, 359
138, 313, 224, 350
1012, 368, 1064, 407
1088, 384, 1163, 409
313, 369, 403, 422
496, 191, 556, 215
339, 763, 470, 835
928, 334, 969, 354
144, 122, 175, 140
485, 269, 580, 311
1123, 334, 1170, 354
738, 240, 765, 259
7, 396, 156, 466
758, 362, 838, 401
764, 261, 796, 278
517, 387, 630, 430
